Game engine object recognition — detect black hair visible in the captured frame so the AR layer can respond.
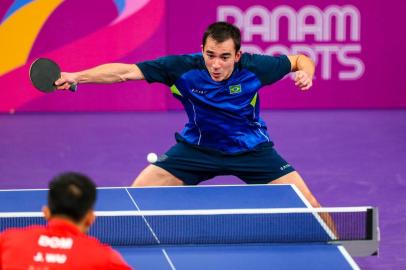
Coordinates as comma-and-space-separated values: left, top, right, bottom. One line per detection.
48, 172, 96, 222
202, 21, 241, 52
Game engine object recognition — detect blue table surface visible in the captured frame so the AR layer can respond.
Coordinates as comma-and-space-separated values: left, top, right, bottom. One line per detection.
0, 184, 359, 270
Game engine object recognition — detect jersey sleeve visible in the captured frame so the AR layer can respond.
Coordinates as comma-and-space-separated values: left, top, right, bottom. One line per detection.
137, 55, 197, 86
240, 53, 291, 86
107, 247, 132, 270
0, 233, 3, 270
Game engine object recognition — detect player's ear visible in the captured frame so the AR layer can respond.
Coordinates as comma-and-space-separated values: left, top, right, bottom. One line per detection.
81, 210, 95, 233
235, 50, 242, 62
42, 206, 51, 221
85, 210, 96, 227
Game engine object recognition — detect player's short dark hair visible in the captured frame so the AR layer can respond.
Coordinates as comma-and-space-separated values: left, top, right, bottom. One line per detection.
202, 22, 241, 52
48, 172, 96, 222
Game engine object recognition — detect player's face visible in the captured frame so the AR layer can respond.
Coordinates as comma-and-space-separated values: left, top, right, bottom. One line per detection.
202, 37, 241, 82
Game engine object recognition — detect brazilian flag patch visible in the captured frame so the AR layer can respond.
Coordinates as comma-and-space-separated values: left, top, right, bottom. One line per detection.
229, 84, 242, 94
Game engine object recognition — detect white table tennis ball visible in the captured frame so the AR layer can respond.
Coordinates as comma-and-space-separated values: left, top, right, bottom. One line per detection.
147, 152, 158, 163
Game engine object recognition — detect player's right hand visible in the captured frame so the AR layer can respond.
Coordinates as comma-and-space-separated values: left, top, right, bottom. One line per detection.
55, 72, 77, 90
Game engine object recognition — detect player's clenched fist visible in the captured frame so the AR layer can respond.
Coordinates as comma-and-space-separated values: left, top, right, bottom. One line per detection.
294, 70, 313, 91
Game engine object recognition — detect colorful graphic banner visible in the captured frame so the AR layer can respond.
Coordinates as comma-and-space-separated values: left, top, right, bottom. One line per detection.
0, 0, 166, 112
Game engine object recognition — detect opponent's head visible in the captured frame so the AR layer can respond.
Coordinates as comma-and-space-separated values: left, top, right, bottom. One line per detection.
202, 22, 242, 81
43, 172, 97, 232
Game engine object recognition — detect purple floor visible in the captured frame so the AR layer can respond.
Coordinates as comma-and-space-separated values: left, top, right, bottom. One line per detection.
1, 110, 405, 269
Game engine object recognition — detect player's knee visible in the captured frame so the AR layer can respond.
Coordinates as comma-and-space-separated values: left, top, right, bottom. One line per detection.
132, 165, 183, 187
131, 177, 147, 187
308, 195, 321, 208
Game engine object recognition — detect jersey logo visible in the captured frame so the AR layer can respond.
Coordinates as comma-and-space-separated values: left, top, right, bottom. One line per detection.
191, 88, 207, 95
229, 84, 242, 94
38, 235, 73, 249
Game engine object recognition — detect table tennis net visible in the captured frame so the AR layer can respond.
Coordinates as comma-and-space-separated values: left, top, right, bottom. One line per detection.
0, 207, 376, 246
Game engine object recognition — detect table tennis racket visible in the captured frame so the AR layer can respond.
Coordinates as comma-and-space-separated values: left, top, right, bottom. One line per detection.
29, 58, 77, 93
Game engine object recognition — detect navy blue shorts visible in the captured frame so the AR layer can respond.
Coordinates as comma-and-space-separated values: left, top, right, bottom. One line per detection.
153, 138, 295, 185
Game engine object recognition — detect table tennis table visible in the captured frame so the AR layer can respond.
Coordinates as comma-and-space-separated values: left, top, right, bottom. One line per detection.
0, 184, 371, 270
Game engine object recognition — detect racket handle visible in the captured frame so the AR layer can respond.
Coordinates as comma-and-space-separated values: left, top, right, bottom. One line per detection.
69, 84, 77, 92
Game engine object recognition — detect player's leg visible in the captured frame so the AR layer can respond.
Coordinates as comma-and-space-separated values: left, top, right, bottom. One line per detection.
270, 171, 321, 208
132, 165, 184, 186
132, 141, 220, 187
229, 143, 320, 208
231, 143, 337, 235
271, 171, 339, 237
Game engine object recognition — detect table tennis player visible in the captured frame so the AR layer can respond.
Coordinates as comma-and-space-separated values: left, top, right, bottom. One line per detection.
55, 22, 321, 209
0, 172, 132, 270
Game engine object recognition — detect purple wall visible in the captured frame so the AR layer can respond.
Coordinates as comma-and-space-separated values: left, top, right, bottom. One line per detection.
0, 0, 405, 112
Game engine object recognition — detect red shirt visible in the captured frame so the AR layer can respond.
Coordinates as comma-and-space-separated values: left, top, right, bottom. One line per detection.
0, 218, 132, 270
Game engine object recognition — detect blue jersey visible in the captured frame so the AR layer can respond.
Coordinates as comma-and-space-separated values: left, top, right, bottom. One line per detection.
137, 53, 291, 154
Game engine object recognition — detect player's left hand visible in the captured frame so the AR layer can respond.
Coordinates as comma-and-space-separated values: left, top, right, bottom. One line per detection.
294, 70, 313, 91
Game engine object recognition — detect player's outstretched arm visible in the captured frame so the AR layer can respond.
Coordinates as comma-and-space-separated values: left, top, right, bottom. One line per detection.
55, 63, 145, 90
287, 55, 315, 91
